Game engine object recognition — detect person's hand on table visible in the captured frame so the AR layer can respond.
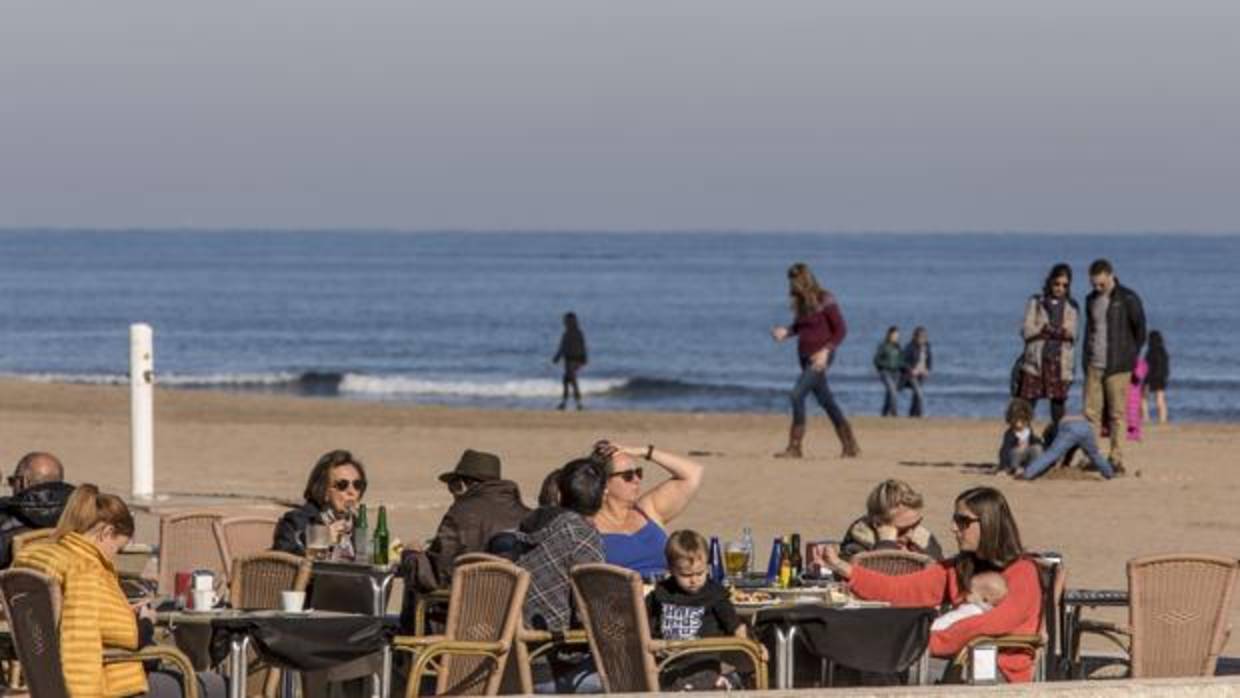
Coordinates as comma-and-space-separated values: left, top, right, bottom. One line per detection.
823, 544, 852, 580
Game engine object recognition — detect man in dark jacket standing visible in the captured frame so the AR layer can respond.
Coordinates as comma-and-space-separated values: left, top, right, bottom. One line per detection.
1082, 259, 1146, 470
424, 449, 531, 587
0, 452, 74, 568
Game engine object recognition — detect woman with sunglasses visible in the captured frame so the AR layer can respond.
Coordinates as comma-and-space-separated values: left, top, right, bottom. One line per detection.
823, 487, 1041, 683
838, 479, 943, 560
591, 441, 704, 579
1017, 263, 1079, 443
273, 449, 368, 558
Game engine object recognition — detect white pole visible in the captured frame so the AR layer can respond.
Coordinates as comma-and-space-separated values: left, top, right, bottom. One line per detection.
130, 323, 155, 499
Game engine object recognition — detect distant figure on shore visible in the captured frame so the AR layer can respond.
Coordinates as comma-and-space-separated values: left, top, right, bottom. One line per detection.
1083, 259, 1146, 470
901, 326, 932, 418
0, 451, 73, 568
873, 326, 904, 417
997, 399, 1044, 474
770, 262, 860, 458
552, 312, 588, 411
1143, 330, 1170, 424
1018, 263, 1079, 444
1126, 356, 1148, 441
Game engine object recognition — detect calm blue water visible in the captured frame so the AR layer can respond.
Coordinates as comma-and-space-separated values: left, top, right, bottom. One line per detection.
0, 231, 1235, 422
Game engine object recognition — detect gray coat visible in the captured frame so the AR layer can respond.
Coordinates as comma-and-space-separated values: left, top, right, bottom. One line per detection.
1021, 294, 1079, 381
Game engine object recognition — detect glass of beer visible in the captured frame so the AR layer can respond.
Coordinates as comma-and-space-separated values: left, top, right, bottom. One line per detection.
724, 541, 750, 581
306, 524, 332, 562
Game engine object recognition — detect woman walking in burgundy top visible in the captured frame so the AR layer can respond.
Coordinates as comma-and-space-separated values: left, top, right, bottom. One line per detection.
771, 262, 860, 458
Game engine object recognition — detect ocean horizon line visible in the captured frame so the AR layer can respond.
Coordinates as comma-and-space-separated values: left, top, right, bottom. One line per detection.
2, 227, 1238, 237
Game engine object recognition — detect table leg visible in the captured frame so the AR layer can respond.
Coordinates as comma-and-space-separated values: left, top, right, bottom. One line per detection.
783, 626, 798, 689
917, 648, 931, 685
380, 645, 392, 698
228, 635, 250, 698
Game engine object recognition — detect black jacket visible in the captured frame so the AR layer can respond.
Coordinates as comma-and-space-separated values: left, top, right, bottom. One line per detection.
272, 501, 327, 556
0, 481, 75, 568
553, 328, 587, 364
1084, 281, 1147, 376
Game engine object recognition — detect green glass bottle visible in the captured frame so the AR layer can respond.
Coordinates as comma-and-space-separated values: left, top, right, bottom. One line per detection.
352, 504, 371, 563
372, 505, 390, 566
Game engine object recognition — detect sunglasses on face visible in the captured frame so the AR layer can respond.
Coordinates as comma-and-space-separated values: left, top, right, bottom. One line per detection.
952, 513, 980, 529
332, 479, 366, 493
610, 467, 643, 483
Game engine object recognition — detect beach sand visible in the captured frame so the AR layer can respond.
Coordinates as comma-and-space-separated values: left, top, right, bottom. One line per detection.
2, 378, 1237, 650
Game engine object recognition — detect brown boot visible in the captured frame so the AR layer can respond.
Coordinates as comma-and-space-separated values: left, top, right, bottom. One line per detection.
835, 420, 861, 458
775, 425, 805, 458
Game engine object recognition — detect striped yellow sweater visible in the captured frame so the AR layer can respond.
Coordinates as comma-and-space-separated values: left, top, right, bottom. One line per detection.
13, 532, 148, 698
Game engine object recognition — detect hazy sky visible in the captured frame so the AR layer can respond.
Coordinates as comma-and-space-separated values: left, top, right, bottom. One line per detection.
2, 1, 1238, 232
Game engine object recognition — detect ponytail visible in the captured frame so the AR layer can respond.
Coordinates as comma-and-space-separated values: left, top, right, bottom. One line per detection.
53, 483, 135, 541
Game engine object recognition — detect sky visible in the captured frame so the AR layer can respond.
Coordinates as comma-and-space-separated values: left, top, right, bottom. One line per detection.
2, 1, 1238, 233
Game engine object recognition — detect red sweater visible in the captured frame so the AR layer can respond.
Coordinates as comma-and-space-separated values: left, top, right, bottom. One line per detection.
849, 558, 1041, 683
788, 291, 847, 358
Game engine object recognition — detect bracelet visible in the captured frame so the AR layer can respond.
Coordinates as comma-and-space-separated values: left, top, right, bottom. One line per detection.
645, 444, 655, 461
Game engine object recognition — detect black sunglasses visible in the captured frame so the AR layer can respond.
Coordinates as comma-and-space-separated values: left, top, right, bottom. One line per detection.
952, 513, 980, 529
332, 478, 366, 492
610, 467, 643, 483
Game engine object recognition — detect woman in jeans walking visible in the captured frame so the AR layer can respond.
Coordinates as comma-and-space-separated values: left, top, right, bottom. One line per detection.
770, 262, 860, 458
901, 326, 933, 417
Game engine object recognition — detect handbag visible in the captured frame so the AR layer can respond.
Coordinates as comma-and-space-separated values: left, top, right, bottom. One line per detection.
1009, 354, 1025, 397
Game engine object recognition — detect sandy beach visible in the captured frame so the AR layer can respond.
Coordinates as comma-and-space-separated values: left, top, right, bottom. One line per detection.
2, 378, 1237, 649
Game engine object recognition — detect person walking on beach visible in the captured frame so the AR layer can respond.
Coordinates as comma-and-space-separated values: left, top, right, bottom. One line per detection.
873, 326, 904, 417
552, 311, 587, 410
1143, 330, 1170, 424
1017, 263, 1079, 444
1082, 259, 1146, 470
771, 262, 860, 458
901, 326, 932, 417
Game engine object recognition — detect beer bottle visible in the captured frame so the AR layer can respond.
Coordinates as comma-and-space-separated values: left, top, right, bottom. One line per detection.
789, 533, 803, 585
372, 505, 390, 566
766, 537, 783, 585
777, 537, 792, 589
352, 504, 372, 562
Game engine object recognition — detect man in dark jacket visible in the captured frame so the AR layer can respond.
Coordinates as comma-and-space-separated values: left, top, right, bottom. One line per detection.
423, 449, 531, 588
1082, 258, 1146, 469
0, 452, 74, 568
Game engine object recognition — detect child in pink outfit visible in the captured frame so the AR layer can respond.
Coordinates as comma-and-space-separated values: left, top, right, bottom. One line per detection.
1126, 357, 1148, 441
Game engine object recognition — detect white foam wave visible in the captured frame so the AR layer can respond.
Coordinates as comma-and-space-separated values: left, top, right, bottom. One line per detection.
7, 371, 302, 387
338, 374, 628, 398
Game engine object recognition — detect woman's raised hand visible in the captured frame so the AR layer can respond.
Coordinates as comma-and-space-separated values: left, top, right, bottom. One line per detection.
771, 326, 789, 342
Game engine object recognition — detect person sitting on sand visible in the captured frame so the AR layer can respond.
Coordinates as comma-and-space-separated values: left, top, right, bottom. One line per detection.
273, 449, 366, 557
930, 571, 1008, 631
823, 487, 1042, 683
839, 479, 943, 561
1020, 414, 1118, 480
590, 441, 705, 579
997, 399, 1044, 474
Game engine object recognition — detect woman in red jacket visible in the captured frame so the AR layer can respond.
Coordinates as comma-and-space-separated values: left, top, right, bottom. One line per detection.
824, 486, 1041, 683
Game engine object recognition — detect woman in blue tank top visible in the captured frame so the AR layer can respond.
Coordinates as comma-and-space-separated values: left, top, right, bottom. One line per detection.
591, 441, 705, 579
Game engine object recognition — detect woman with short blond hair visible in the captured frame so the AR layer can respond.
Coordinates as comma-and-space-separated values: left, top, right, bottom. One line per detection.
839, 479, 942, 560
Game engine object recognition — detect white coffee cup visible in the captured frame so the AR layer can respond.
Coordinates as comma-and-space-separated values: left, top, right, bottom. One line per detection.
280, 590, 306, 613
191, 589, 216, 611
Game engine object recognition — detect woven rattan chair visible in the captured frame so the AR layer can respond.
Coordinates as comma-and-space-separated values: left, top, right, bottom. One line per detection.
158, 511, 228, 595
0, 568, 200, 698
215, 516, 279, 576
852, 550, 934, 576
9, 529, 54, 559
229, 551, 312, 697
569, 563, 769, 692
392, 560, 530, 697
1072, 553, 1240, 678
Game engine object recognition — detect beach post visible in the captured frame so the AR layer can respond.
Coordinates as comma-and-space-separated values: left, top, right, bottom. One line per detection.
130, 323, 155, 499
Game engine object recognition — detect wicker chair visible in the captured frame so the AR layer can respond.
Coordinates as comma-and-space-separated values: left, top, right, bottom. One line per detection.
392, 560, 530, 697
569, 563, 769, 692
158, 511, 228, 596
1072, 553, 1240, 678
229, 552, 312, 697
215, 516, 279, 577
851, 550, 934, 576
0, 568, 200, 698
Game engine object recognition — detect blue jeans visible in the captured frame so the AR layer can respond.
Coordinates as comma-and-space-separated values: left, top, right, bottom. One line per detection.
1023, 419, 1114, 480
878, 370, 900, 417
790, 359, 846, 428
535, 654, 602, 694
905, 375, 926, 417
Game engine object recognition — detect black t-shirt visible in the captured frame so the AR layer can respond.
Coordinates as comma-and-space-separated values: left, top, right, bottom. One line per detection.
646, 578, 739, 640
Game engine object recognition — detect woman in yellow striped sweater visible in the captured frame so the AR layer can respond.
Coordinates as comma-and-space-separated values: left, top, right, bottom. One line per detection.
13, 484, 225, 698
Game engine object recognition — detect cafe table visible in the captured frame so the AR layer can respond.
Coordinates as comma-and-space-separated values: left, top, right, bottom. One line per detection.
1061, 588, 1129, 677
158, 608, 394, 698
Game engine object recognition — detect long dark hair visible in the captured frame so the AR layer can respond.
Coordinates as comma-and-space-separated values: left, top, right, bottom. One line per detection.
563, 312, 580, 332
1148, 330, 1166, 356
953, 487, 1025, 592
787, 263, 826, 317
303, 449, 368, 507
1042, 263, 1073, 298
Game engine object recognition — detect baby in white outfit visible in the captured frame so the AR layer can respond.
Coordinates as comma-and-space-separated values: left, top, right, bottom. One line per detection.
930, 571, 1008, 631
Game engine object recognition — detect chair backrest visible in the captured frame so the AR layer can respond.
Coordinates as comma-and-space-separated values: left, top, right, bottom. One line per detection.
10, 528, 55, 558
455, 552, 507, 566
158, 512, 227, 595
437, 561, 530, 696
569, 563, 659, 693
228, 552, 312, 610
1128, 553, 1240, 678
0, 569, 70, 698
852, 550, 934, 576
215, 517, 279, 576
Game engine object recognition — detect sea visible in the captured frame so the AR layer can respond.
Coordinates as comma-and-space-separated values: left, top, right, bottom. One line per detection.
1, 231, 1236, 422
